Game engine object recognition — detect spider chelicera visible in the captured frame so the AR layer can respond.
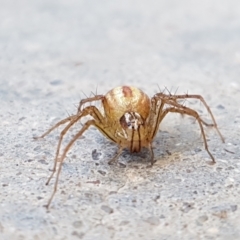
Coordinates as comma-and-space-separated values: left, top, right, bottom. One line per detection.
35, 85, 224, 208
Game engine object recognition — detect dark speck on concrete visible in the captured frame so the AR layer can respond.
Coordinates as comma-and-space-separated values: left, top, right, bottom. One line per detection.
50, 80, 63, 85
92, 149, 102, 160
216, 104, 225, 109
38, 159, 48, 165
98, 170, 106, 176
101, 205, 114, 214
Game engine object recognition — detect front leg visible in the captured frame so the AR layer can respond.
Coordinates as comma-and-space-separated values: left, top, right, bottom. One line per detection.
78, 95, 104, 112
153, 105, 217, 163
45, 106, 106, 186
154, 92, 224, 143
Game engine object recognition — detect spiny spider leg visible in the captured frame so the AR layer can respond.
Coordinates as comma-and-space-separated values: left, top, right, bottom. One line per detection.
46, 119, 96, 209
108, 146, 124, 165
164, 99, 216, 128
33, 116, 75, 139
155, 93, 225, 143
78, 95, 104, 112
46, 117, 122, 209
46, 106, 106, 186
45, 115, 80, 186
167, 98, 224, 142
149, 98, 166, 138
146, 97, 166, 165
153, 105, 216, 162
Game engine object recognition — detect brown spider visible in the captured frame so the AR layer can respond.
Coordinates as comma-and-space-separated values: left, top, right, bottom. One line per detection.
35, 86, 224, 208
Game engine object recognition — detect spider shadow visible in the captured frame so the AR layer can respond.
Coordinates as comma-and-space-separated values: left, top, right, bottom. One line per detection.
101, 122, 208, 169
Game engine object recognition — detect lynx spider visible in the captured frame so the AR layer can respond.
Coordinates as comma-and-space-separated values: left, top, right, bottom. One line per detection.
35, 86, 224, 208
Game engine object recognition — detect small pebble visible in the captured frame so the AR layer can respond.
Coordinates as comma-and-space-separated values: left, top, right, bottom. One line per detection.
38, 159, 48, 165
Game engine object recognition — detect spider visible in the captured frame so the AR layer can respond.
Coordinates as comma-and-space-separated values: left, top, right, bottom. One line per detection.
35, 85, 224, 208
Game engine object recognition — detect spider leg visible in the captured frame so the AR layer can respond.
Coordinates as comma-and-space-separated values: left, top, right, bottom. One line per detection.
148, 143, 155, 166
166, 99, 218, 128
45, 114, 79, 186
145, 98, 166, 165
108, 146, 124, 165
45, 119, 98, 209
33, 115, 75, 139
78, 95, 104, 112
154, 93, 224, 143
45, 107, 123, 208
46, 106, 106, 186
155, 105, 216, 163
149, 97, 166, 139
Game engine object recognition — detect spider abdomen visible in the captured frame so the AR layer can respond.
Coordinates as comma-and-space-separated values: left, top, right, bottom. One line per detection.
103, 86, 151, 123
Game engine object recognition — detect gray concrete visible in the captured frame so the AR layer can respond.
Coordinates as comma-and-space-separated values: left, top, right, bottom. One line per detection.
0, 0, 240, 239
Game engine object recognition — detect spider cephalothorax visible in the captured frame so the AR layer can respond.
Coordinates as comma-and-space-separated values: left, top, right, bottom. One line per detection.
35, 85, 224, 208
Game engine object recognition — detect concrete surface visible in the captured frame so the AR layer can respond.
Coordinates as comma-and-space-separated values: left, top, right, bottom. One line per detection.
1, 0, 240, 239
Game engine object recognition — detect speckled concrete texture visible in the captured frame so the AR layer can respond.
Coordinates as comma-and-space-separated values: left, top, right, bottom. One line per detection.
1, 0, 240, 239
